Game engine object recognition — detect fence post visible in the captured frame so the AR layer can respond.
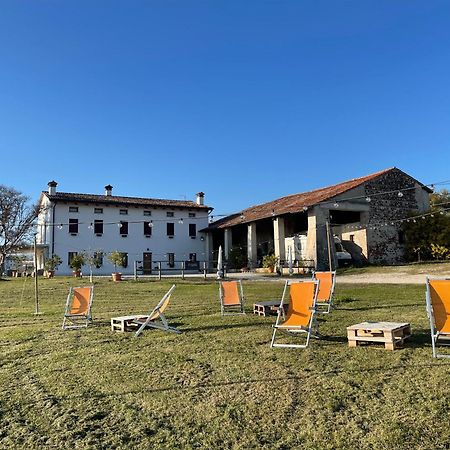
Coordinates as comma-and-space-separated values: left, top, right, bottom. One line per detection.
203, 261, 207, 280
181, 261, 185, 280
158, 261, 162, 280
134, 261, 138, 281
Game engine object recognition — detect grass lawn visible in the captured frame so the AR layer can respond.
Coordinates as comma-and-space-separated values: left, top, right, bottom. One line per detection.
1, 276, 449, 449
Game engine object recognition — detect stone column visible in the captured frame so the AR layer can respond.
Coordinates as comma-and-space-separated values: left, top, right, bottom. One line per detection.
224, 228, 232, 259
306, 206, 334, 270
247, 222, 257, 268
205, 233, 213, 265
273, 217, 286, 262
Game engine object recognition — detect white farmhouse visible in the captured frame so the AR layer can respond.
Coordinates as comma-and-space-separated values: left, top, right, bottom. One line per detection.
36, 181, 212, 276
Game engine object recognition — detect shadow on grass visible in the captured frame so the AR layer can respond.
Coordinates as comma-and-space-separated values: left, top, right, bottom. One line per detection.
188, 321, 268, 333
337, 303, 421, 311
60, 360, 450, 400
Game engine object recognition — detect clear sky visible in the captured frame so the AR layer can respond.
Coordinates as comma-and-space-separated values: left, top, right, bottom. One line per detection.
1, 1, 450, 217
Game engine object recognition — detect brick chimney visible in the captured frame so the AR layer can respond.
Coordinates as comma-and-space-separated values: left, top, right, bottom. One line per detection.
196, 192, 205, 206
48, 181, 57, 195
105, 184, 113, 196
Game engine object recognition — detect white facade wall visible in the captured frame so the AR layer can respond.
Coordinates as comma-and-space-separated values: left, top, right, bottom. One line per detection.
37, 198, 209, 275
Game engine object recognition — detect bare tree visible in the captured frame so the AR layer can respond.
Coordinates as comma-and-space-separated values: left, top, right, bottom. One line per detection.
0, 185, 42, 276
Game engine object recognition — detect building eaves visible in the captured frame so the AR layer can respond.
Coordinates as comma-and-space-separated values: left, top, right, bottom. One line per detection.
42, 191, 212, 211
204, 167, 428, 231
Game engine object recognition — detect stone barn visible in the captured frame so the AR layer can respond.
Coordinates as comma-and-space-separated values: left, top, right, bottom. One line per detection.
203, 167, 431, 270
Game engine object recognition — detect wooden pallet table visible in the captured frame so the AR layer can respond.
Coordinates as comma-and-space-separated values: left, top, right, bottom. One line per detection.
347, 322, 411, 350
253, 300, 286, 317
111, 315, 148, 332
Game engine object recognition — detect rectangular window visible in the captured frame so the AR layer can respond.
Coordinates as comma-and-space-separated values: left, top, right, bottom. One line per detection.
167, 253, 175, 268
189, 212, 196, 218
94, 219, 103, 234
69, 218, 78, 234
69, 206, 78, 213
120, 221, 128, 235
144, 222, 152, 236
121, 252, 128, 268
349, 234, 355, 243
189, 223, 196, 237
166, 212, 174, 217
189, 253, 197, 262
143, 210, 152, 216
167, 222, 175, 236
94, 208, 103, 214
93, 251, 103, 268
68, 252, 77, 265
119, 209, 128, 215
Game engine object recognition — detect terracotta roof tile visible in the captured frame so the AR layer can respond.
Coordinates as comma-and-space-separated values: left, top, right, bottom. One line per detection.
207, 167, 413, 230
42, 191, 211, 210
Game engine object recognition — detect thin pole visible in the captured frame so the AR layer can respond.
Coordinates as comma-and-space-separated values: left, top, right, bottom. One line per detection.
134, 261, 137, 281
326, 220, 333, 272
33, 235, 39, 314
158, 261, 162, 280
181, 261, 185, 280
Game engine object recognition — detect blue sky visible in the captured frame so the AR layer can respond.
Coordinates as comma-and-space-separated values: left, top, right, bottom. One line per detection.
1, 1, 450, 217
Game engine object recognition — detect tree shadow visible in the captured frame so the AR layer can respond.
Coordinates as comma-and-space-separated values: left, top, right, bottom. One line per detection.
337, 303, 421, 311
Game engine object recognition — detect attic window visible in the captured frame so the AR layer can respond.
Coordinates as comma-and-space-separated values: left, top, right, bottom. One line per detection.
166, 212, 174, 217
143, 210, 152, 216
119, 209, 128, 215
69, 207, 78, 213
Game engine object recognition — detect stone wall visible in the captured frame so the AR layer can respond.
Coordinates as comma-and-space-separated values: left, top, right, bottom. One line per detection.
364, 168, 430, 264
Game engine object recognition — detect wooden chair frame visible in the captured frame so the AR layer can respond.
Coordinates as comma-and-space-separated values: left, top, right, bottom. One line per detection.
270, 279, 319, 349
62, 286, 94, 330
313, 270, 336, 314
426, 277, 450, 358
219, 280, 245, 316
134, 285, 181, 337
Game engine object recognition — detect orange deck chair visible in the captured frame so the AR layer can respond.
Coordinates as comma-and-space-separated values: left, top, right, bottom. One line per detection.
313, 271, 336, 314
270, 279, 319, 349
426, 277, 450, 358
219, 280, 245, 315
133, 285, 181, 337
62, 286, 94, 330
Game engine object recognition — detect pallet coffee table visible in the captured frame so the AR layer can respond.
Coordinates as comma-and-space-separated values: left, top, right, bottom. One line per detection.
347, 322, 411, 350
111, 315, 148, 332
253, 300, 286, 317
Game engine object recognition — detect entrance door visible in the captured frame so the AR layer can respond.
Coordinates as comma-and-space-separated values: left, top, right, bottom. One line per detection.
143, 252, 152, 275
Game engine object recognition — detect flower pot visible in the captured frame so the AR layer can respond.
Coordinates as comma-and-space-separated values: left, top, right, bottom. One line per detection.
73, 270, 82, 278
112, 272, 122, 282
46, 270, 55, 278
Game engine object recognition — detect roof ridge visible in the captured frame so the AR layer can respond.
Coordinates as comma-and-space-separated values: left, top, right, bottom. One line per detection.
42, 190, 199, 204
238, 167, 394, 214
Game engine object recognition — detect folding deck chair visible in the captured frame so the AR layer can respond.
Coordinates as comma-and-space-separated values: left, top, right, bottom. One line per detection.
313, 271, 336, 314
133, 285, 181, 337
270, 279, 319, 349
219, 280, 245, 316
62, 286, 94, 330
426, 277, 450, 358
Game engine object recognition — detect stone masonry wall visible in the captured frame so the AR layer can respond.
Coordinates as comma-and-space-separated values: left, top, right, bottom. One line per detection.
364, 168, 429, 264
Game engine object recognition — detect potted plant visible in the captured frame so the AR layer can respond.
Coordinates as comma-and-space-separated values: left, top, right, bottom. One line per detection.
10, 255, 26, 277
86, 250, 104, 283
43, 254, 62, 278
108, 251, 125, 281
69, 253, 86, 277
262, 254, 279, 273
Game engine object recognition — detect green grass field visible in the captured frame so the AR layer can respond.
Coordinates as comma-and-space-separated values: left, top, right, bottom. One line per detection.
1, 276, 449, 449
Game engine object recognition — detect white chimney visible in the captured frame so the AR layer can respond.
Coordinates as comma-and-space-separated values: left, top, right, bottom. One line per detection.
105, 184, 113, 196
196, 192, 205, 205
48, 181, 57, 195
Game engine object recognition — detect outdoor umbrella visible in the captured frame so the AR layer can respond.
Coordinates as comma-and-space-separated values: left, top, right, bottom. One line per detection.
217, 245, 223, 279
